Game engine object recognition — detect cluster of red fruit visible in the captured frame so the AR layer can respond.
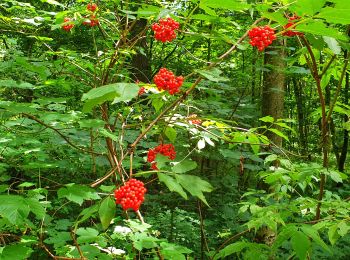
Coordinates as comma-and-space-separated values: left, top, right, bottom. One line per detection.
151, 18, 180, 43
114, 179, 147, 211
282, 15, 303, 37
62, 17, 74, 32
188, 114, 201, 125
154, 68, 184, 95
248, 26, 276, 51
62, 3, 99, 31
147, 144, 176, 170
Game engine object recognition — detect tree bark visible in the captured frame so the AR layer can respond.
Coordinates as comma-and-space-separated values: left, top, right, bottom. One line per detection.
262, 40, 286, 147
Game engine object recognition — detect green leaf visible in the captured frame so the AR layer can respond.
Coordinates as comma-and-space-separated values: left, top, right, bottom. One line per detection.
160, 242, 192, 260
76, 228, 99, 243
58, 184, 100, 205
301, 225, 331, 253
297, 21, 348, 41
323, 37, 341, 54
195, 68, 228, 82
291, 0, 326, 15
99, 128, 119, 142
291, 231, 311, 260
273, 225, 297, 250
318, 7, 350, 25
0, 195, 30, 225
268, 128, 289, 142
99, 196, 116, 230
158, 173, 187, 199
164, 127, 177, 143
175, 174, 213, 206
259, 116, 274, 123
81, 83, 139, 112
214, 242, 248, 259
172, 160, 197, 173
247, 133, 260, 154
328, 224, 340, 245
26, 198, 46, 219
0, 244, 33, 260
200, 0, 251, 11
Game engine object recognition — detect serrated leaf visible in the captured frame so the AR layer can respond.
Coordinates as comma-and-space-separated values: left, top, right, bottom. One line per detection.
318, 7, 350, 25
268, 128, 289, 142
175, 174, 213, 206
99, 196, 116, 230
195, 68, 228, 82
291, 231, 310, 260
81, 83, 138, 112
301, 225, 331, 253
247, 133, 260, 154
297, 21, 348, 41
164, 127, 177, 143
0, 195, 30, 225
99, 128, 119, 142
158, 173, 187, 199
323, 37, 341, 54
200, 0, 251, 11
0, 244, 33, 260
259, 116, 274, 123
214, 242, 248, 259
76, 227, 99, 243
58, 184, 100, 205
172, 160, 197, 173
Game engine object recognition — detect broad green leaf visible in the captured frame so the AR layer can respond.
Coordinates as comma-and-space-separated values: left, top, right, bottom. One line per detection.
152, 96, 164, 112
259, 116, 274, 123
214, 242, 248, 259
76, 227, 99, 243
26, 198, 46, 219
273, 225, 297, 250
158, 173, 187, 199
291, 0, 326, 15
175, 174, 213, 206
0, 79, 36, 89
323, 37, 341, 54
247, 133, 260, 154
219, 149, 241, 160
165, 127, 177, 143
0, 195, 30, 225
195, 68, 228, 82
328, 224, 340, 245
99, 196, 116, 230
78, 204, 99, 224
82, 83, 139, 112
268, 128, 289, 142
297, 21, 348, 41
99, 128, 119, 142
160, 242, 192, 260
172, 160, 197, 173
200, 0, 251, 11
58, 184, 100, 205
0, 244, 33, 260
291, 231, 311, 260
301, 225, 331, 253
318, 7, 350, 25
337, 221, 350, 237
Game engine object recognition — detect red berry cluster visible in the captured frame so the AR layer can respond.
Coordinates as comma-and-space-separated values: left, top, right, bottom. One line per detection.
283, 16, 303, 37
87, 3, 98, 12
154, 68, 184, 95
83, 15, 99, 27
248, 26, 276, 51
114, 179, 147, 211
151, 18, 180, 42
147, 144, 176, 170
138, 87, 146, 96
62, 17, 74, 32
188, 114, 202, 125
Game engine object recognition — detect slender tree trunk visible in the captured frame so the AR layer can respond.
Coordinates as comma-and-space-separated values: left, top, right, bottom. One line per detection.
262, 40, 286, 147
339, 50, 349, 172
292, 78, 308, 155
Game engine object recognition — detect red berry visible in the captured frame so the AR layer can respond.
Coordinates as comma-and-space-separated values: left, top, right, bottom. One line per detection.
138, 87, 146, 96
154, 68, 183, 95
188, 114, 201, 125
147, 144, 176, 170
62, 17, 74, 31
87, 3, 98, 12
151, 18, 180, 43
82, 15, 99, 27
248, 26, 276, 51
282, 15, 303, 37
114, 179, 147, 211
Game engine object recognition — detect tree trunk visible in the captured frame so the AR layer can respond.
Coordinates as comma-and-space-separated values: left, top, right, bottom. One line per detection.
261, 40, 286, 147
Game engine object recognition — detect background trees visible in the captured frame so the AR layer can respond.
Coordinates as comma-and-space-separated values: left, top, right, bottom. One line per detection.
0, 0, 350, 259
